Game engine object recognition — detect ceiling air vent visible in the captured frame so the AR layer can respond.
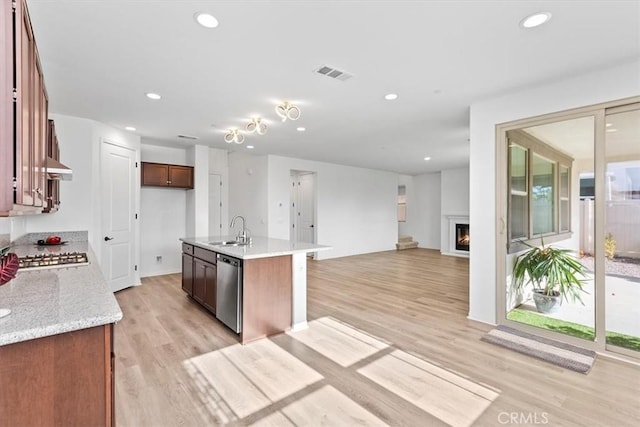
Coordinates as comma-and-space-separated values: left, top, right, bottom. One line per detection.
314, 64, 353, 82
177, 134, 199, 140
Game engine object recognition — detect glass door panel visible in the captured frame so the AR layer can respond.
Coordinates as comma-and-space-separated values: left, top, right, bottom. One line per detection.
605, 107, 640, 353
506, 116, 595, 342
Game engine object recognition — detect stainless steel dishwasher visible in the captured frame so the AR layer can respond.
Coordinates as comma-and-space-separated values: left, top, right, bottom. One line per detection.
216, 254, 243, 333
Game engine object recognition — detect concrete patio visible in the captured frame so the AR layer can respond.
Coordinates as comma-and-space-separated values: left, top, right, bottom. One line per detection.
518, 272, 640, 338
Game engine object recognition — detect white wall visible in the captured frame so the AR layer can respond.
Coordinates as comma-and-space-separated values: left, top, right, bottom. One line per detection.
139, 143, 189, 277
267, 155, 398, 260
412, 173, 442, 249
469, 59, 640, 325
185, 145, 210, 237
0, 217, 27, 247
228, 152, 269, 238
440, 167, 470, 252
23, 114, 141, 283
26, 115, 94, 235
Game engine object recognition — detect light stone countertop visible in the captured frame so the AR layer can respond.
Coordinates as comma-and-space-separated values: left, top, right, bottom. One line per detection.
0, 241, 123, 346
180, 236, 331, 260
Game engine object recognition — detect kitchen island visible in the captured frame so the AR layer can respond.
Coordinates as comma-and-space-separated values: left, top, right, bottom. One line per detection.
0, 237, 122, 426
180, 236, 330, 344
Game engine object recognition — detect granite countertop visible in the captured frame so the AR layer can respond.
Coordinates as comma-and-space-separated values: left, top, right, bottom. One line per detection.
0, 240, 123, 347
180, 235, 331, 260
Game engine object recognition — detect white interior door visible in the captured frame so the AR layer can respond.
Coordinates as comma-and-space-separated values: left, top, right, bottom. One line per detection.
290, 172, 317, 244
290, 174, 297, 242
297, 173, 316, 244
101, 141, 137, 293
209, 173, 222, 238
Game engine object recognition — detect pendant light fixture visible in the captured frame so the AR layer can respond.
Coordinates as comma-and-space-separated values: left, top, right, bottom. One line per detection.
224, 129, 245, 144
275, 102, 301, 122
246, 117, 268, 135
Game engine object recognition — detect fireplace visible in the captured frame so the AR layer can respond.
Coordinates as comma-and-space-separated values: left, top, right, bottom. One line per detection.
446, 215, 469, 257
455, 223, 470, 252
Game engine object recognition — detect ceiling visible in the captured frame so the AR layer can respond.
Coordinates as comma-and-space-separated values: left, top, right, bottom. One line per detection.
26, 0, 640, 175
524, 109, 639, 160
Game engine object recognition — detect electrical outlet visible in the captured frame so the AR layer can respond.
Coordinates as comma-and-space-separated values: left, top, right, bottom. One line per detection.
156, 256, 162, 263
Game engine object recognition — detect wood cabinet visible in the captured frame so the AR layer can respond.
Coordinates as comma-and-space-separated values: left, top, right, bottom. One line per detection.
141, 162, 194, 189
182, 244, 217, 314
194, 257, 216, 313
1, 0, 55, 216
15, 0, 47, 209
0, 324, 115, 426
182, 253, 194, 295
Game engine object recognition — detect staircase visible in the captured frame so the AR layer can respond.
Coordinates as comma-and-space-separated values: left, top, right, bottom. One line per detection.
396, 235, 418, 250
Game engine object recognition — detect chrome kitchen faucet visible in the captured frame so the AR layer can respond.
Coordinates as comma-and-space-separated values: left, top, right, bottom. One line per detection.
230, 215, 250, 244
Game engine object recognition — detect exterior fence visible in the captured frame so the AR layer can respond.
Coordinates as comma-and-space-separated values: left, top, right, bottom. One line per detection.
580, 199, 640, 259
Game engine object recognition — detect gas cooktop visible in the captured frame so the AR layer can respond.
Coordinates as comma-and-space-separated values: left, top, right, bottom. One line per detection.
18, 252, 90, 270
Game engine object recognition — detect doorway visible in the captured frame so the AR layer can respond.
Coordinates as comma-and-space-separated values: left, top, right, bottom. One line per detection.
290, 171, 316, 248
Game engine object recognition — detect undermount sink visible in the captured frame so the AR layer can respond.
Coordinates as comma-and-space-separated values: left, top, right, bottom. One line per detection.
209, 240, 249, 247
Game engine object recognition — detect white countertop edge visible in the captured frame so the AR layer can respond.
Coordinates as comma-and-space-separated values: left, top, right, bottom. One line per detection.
240, 245, 332, 260
0, 312, 123, 347
180, 236, 332, 260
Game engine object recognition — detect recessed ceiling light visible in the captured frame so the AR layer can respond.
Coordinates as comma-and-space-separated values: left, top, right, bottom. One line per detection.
194, 12, 219, 28
520, 12, 552, 29
424, 157, 431, 161
296, 127, 306, 132
246, 145, 255, 149
606, 128, 618, 133
606, 123, 613, 127
125, 126, 136, 131
145, 92, 161, 100
384, 93, 398, 101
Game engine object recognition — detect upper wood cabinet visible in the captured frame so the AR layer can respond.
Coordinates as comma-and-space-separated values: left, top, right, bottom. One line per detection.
141, 162, 194, 189
1, 0, 53, 216
0, 1, 13, 213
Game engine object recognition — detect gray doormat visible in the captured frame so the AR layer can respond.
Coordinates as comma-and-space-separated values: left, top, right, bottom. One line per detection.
481, 325, 596, 374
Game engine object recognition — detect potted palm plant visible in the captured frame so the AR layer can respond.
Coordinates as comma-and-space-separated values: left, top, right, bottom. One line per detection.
512, 240, 587, 313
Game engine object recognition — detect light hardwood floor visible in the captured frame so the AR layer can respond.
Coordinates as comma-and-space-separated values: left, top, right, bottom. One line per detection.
114, 249, 640, 426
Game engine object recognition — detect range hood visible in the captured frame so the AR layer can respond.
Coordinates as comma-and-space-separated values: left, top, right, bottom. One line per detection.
46, 157, 73, 181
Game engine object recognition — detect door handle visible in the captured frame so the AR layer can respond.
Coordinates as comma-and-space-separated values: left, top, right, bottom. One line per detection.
104, 236, 114, 241
310, 224, 314, 228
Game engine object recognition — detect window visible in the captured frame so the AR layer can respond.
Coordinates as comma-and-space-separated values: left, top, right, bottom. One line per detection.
507, 129, 573, 251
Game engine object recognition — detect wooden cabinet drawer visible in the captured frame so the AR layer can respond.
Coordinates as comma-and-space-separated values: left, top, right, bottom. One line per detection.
193, 247, 216, 264
182, 243, 194, 255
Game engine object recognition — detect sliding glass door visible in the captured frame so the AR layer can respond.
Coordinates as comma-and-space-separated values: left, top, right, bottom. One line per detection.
604, 104, 640, 355
497, 98, 640, 358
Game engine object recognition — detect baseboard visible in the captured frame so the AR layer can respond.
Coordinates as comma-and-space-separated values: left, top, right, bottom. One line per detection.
441, 251, 469, 258
140, 269, 181, 278
290, 321, 309, 332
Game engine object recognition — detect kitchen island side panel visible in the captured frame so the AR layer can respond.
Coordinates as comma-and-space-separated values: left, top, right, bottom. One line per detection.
241, 255, 292, 344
